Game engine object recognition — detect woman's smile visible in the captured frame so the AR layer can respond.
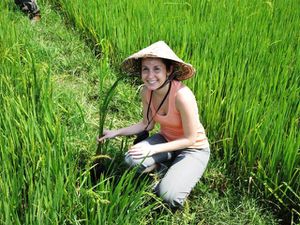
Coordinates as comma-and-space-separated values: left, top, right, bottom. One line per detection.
141, 58, 171, 90
147, 79, 158, 85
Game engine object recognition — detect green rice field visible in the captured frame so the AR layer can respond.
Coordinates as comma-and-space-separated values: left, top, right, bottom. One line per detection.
0, 0, 299, 224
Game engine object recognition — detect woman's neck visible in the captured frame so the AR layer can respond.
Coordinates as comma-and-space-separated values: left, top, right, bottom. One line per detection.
153, 81, 171, 97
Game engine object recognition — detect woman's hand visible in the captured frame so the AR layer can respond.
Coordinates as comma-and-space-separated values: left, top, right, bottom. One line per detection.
126, 143, 156, 159
97, 130, 119, 142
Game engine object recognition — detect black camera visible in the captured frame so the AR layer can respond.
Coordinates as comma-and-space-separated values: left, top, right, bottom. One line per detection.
133, 130, 149, 145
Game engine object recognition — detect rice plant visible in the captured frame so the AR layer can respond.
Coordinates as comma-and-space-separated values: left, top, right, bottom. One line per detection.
0, 2, 161, 224
47, 0, 300, 221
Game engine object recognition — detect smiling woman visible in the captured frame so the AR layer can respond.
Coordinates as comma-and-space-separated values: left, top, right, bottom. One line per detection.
98, 41, 210, 209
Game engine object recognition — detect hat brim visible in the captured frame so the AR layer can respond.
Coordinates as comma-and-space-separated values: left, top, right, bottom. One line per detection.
121, 56, 195, 81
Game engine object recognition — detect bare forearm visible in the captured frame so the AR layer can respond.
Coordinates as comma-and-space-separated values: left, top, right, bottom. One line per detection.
153, 137, 195, 154
115, 121, 146, 136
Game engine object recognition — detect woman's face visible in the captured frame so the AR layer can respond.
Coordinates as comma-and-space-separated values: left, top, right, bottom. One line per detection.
141, 58, 172, 90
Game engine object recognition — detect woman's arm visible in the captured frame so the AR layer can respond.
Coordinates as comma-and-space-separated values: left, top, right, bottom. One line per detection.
98, 86, 154, 142
127, 86, 199, 158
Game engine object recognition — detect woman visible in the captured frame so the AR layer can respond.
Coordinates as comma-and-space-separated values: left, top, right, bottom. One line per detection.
98, 41, 210, 208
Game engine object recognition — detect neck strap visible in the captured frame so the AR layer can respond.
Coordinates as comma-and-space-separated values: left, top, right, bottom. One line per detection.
156, 71, 177, 90
145, 81, 172, 131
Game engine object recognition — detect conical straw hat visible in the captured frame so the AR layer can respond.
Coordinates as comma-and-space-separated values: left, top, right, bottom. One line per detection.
121, 41, 195, 80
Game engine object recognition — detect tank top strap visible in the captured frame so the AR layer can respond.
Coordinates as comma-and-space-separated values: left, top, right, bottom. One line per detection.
168, 80, 182, 113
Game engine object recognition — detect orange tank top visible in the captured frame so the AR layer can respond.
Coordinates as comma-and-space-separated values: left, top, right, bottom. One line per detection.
147, 80, 209, 149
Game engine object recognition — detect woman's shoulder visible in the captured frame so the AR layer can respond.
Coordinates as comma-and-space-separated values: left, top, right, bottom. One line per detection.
175, 83, 197, 106
175, 82, 194, 98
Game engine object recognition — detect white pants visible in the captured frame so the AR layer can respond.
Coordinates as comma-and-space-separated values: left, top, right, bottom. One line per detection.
125, 133, 210, 208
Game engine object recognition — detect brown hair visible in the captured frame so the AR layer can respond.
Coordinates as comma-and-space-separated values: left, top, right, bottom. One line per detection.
139, 58, 174, 73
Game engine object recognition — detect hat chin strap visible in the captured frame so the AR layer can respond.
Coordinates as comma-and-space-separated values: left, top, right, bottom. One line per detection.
156, 71, 177, 90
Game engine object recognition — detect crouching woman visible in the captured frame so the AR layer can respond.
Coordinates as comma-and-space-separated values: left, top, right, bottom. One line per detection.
98, 41, 210, 208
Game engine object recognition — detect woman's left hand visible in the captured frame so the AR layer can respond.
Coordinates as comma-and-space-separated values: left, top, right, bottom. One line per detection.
126, 144, 156, 159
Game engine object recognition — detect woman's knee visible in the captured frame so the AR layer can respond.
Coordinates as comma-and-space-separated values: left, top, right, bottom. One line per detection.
125, 154, 160, 173
155, 182, 185, 208
124, 154, 140, 167
124, 154, 149, 174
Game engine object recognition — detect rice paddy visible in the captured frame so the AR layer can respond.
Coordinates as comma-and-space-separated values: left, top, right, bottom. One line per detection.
0, 0, 299, 224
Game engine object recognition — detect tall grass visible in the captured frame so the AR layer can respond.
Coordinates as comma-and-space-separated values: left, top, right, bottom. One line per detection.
0, 2, 160, 224
0, 5, 80, 223
49, 0, 300, 219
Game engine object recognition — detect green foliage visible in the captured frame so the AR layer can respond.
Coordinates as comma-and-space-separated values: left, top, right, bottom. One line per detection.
45, 0, 299, 221
0, 3, 156, 224
0, 0, 296, 224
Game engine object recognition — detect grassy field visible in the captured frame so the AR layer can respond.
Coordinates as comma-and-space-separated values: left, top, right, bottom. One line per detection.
47, 0, 299, 221
0, 0, 298, 224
